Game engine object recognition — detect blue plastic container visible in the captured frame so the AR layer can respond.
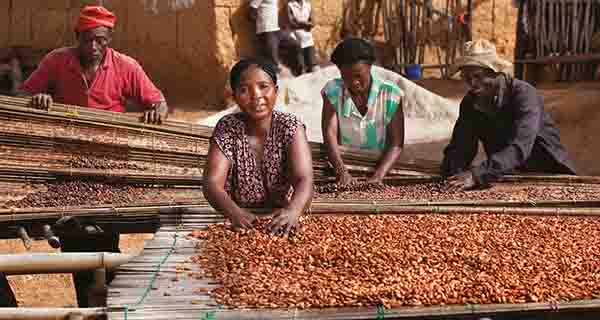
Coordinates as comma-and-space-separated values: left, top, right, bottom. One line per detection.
405, 64, 422, 80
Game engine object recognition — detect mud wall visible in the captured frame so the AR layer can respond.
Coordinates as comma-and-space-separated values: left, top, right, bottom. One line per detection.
0, 0, 515, 107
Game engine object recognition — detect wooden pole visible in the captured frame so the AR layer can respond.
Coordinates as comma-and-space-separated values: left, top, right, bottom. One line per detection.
514, 0, 526, 78
0, 308, 105, 320
0, 253, 133, 275
515, 53, 600, 64
88, 268, 107, 308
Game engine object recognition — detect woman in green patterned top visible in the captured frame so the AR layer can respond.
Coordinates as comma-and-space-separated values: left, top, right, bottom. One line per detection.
321, 38, 405, 185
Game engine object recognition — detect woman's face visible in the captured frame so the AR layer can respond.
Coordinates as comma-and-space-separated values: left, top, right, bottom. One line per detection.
339, 63, 372, 96
234, 65, 278, 121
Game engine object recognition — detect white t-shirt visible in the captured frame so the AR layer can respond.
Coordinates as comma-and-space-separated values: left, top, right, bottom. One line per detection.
250, 0, 280, 34
287, 0, 314, 48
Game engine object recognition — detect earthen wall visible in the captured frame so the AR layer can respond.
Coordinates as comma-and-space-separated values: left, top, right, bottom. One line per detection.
0, 0, 516, 106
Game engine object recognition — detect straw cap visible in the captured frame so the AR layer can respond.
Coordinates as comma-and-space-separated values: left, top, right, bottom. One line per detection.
451, 39, 513, 74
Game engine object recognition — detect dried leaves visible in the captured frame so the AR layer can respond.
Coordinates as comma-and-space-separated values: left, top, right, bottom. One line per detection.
191, 215, 600, 309
316, 181, 600, 202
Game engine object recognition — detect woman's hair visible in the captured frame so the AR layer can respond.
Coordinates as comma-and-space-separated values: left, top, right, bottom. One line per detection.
330, 38, 376, 67
229, 58, 278, 92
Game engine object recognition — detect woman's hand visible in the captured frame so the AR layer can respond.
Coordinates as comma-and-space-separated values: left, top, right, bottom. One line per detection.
366, 175, 383, 184
267, 207, 301, 236
336, 168, 355, 186
229, 208, 257, 231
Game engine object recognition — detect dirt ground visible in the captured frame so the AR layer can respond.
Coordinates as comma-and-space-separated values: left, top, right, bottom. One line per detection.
2, 78, 599, 308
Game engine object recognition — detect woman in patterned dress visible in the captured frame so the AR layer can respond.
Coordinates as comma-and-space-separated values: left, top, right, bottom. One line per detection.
203, 58, 313, 235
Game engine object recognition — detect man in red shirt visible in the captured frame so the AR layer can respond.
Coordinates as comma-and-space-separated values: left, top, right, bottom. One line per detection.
20, 6, 168, 124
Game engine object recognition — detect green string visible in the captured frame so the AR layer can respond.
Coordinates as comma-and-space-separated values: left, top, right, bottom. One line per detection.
377, 304, 385, 320
201, 310, 217, 320
123, 233, 178, 320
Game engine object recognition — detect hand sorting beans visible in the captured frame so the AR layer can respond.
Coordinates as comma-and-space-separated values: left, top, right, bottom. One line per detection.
316, 181, 600, 202
190, 215, 600, 309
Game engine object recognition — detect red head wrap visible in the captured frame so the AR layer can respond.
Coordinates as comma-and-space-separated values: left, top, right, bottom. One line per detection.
75, 6, 116, 33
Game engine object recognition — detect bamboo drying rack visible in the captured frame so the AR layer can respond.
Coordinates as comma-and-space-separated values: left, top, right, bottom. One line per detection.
0, 95, 440, 179
104, 206, 600, 320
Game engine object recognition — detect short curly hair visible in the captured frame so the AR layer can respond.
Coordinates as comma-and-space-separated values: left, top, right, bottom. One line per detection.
229, 58, 278, 92
330, 38, 376, 67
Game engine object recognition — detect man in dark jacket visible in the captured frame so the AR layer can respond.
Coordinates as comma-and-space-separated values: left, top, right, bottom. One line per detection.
0, 273, 17, 307
442, 39, 576, 190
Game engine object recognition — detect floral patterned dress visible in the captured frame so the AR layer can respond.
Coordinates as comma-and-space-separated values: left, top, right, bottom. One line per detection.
211, 111, 304, 208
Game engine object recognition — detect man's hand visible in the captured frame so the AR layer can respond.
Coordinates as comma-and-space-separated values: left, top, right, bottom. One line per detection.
29, 93, 53, 110
229, 208, 257, 231
267, 207, 301, 236
447, 171, 478, 190
143, 103, 168, 125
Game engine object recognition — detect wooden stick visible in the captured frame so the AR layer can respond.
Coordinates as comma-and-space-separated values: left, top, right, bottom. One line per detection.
0, 308, 106, 320
515, 53, 600, 64
0, 253, 133, 275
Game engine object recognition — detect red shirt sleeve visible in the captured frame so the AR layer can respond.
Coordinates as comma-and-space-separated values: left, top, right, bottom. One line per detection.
126, 61, 164, 108
20, 52, 57, 94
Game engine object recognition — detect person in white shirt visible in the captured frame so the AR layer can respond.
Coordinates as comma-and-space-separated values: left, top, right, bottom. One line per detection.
249, 0, 282, 70
286, 0, 318, 74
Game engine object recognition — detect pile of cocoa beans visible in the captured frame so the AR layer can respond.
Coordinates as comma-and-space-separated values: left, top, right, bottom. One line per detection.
1, 181, 150, 208
191, 214, 600, 309
65, 155, 147, 171
316, 181, 600, 202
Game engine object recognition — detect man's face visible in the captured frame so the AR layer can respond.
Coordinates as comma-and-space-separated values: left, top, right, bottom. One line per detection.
460, 66, 498, 97
77, 26, 112, 63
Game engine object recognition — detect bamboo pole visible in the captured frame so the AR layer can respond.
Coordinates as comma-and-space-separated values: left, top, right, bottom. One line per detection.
0, 164, 203, 185
309, 205, 600, 217
0, 253, 133, 275
0, 95, 214, 139
0, 308, 106, 320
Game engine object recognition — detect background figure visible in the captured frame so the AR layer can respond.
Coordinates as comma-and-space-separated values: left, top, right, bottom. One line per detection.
0, 48, 24, 96
0, 272, 17, 307
249, 0, 282, 71
286, 0, 318, 75
53, 216, 119, 307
